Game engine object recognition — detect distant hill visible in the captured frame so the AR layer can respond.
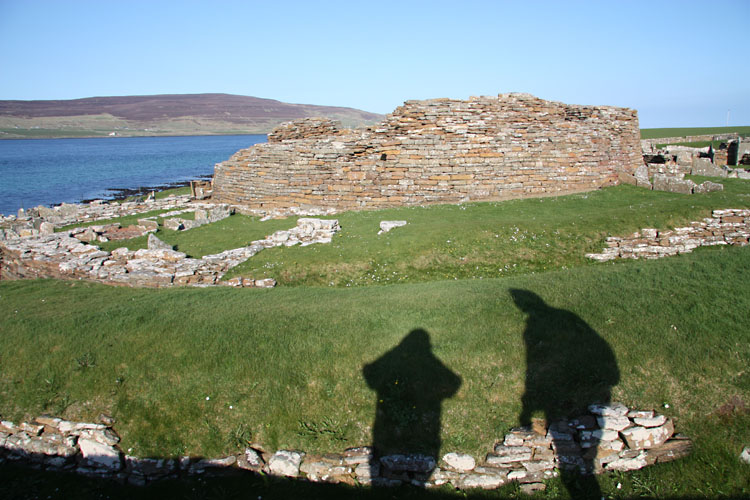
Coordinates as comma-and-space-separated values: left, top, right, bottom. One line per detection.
0, 93, 384, 139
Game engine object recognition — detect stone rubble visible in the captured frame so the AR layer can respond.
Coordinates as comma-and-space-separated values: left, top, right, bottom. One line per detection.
161, 204, 233, 231
633, 138, 750, 195
0, 216, 340, 288
586, 209, 750, 262
0, 403, 691, 491
378, 220, 407, 234
1, 195, 195, 239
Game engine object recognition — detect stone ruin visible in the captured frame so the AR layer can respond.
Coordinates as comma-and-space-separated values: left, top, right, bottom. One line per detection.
636, 134, 750, 195
212, 93, 642, 213
1, 402, 691, 492
0, 194, 340, 288
189, 179, 213, 200
586, 209, 750, 262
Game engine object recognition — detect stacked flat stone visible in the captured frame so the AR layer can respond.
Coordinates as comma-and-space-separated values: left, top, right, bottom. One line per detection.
638, 143, 749, 185
268, 117, 341, 143
0, 195, 197, 238
0, 218, 340, 288
650, 175, 723, 195
586, 209, 750, 262
213, 93, 642, 212
1, 404, 690, 490
162, 205, 232, 231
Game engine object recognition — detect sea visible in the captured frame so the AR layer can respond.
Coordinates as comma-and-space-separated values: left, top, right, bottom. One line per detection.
0, 134, 266, 216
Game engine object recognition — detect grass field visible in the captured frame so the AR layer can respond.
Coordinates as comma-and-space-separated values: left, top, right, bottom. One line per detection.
640, 126, 750, 140
58, 181, 750, 283
2, 183, 749, 498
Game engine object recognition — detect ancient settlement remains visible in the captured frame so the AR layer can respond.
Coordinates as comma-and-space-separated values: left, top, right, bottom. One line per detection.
2, 92, 750, 490
212, 93, 644, 210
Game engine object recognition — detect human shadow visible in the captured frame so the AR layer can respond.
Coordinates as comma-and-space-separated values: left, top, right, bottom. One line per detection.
362, 329, 461, 480
511, 289, 619, 499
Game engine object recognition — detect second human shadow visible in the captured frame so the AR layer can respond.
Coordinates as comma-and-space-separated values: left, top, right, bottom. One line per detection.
511, 289, 620, 499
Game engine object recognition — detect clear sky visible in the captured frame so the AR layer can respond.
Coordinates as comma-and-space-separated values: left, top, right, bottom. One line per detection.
1, 0, 748, 128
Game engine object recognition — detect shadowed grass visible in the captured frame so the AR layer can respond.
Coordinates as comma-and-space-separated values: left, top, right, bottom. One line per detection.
1, 245, 748, 497
3, 180, 750, 498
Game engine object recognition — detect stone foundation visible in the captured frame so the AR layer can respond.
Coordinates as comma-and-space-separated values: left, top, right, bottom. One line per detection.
0, 218, 340, 288
213, 93, 641, 212
586, 209, 750, 262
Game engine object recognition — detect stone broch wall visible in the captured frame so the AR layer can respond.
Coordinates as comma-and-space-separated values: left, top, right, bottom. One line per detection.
213, 93, 642, 211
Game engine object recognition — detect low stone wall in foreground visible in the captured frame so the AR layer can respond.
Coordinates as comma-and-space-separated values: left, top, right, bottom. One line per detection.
1, 403, 691, 492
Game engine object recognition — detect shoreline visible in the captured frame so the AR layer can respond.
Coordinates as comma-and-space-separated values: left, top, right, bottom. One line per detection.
78, 173, 212, 205
0, 132, 267, 141
0, 174, 213, 218
1, 134, 265, 216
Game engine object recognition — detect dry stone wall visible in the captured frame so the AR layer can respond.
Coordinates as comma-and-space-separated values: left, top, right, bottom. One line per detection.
1, 403, 691, 492
586, 209, 750, 261
213, 93, 642, 212
0, 218, 339, 288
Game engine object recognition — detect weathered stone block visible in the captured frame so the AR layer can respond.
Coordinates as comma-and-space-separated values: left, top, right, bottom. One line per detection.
455, 470, 507, 489
694, 181, 724, 193
605, 450, 647, 471
633, 414, 667, 427
588, 402, 629, 417
380, 454, 436, 473
620, 419, 674, 450
268, 450, 304, 477
78, 438, 122, 471
442, 452, 476, 472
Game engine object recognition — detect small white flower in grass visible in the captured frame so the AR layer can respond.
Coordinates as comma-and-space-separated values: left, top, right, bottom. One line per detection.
206, 396, 210, 401
663, 403, 670, 409
229, 405, 233, 409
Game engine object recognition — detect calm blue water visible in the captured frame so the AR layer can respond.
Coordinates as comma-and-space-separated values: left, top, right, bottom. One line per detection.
0, 135, 266, 216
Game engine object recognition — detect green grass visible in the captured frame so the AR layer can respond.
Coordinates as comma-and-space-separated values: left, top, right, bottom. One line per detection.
641, 126, 750, 139
653, 140, 718, 149
92, 213, 294, 256
154, 186, 191, 199
57, 209, 171, 234
3, 183, 750, 498
66, 180, 750, 280
223, 181, 750, 286
120, 185, 193, 203
0, 245, 748, 498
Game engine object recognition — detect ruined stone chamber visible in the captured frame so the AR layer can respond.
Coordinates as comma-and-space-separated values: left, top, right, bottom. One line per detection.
212, 94, 642, 212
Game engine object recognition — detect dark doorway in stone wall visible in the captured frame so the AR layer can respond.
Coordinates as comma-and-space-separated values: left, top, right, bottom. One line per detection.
511, 289, 620, 499
362, 329, 461, 479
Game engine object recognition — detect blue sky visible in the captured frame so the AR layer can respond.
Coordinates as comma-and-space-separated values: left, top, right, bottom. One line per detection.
1, 0, 748, 128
